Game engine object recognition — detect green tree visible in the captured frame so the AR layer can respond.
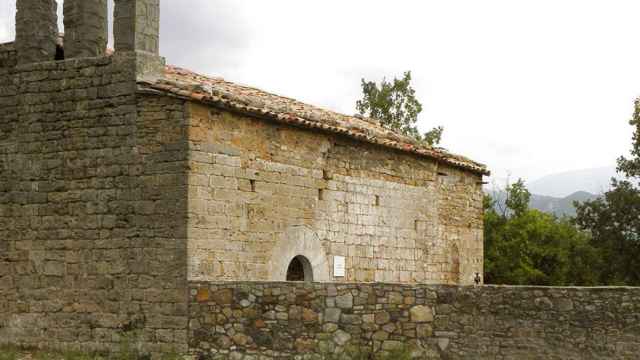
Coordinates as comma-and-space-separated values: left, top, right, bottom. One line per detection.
485, 180, 601, 285
504, 179, 531, 217
575, 98, 640, 285
356, 71, 443, 146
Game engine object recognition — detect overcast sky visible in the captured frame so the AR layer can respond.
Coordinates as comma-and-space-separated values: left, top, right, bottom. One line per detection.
1, 0, 639, 184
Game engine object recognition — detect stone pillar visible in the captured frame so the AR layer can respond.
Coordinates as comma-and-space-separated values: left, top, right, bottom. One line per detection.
114, 0, 160, 55
15, 0, 59, 65
113, 0, 164, 78
63, 0, 109, 59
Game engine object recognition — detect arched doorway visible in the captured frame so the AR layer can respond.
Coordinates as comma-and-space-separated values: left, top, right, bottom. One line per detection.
286, 256, 313, 282
268, 226, 331, 282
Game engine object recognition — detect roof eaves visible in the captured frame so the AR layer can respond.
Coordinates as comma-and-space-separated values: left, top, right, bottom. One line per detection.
137, 78, 490, 176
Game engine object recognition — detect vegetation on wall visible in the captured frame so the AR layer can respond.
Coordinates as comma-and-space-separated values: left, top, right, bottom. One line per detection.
356, 71, 444, 146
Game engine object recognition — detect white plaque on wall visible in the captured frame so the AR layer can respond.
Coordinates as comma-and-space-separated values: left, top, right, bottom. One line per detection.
334, 256, 345, 277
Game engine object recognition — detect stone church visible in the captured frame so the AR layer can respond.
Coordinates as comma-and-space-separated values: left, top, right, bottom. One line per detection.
0, 0, 487, 350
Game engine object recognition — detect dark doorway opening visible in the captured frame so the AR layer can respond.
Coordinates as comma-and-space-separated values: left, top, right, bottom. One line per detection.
286, 255, 313, 282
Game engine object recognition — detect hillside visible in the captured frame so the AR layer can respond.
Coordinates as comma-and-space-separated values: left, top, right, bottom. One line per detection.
529, 191, 599, 217
528, 167, 618, 198
489, 190, 600, 217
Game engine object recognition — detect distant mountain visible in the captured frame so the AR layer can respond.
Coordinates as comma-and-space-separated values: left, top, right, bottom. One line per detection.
529, 191, 599, 217
489, 190, 600, 218
528, 167, 619, 198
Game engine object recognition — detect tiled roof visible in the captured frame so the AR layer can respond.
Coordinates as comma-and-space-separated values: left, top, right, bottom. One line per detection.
137, 65, 489, 176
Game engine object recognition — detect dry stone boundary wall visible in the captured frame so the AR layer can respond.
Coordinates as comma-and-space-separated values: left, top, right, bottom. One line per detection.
188, 282, 640, 359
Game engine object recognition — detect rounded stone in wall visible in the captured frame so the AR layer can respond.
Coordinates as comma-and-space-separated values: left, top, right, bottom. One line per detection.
268, 226, 331, 282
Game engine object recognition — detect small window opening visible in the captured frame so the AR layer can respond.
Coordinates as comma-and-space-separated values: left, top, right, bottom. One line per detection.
55, 44, 65, 60
250, 179, 256, 192
375, 195, 380, 206
318, 189, 324, 200
286, 255, 313, 282
323, 169, 332, 180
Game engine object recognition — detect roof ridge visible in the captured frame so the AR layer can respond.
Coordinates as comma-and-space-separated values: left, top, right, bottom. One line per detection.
139, 65, 489, 176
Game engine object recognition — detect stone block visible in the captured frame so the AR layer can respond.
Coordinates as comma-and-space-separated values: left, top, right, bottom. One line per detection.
63, 0, 109, 59
333, 329, 351, 346
324, 308, 341, 323
410, 305, 433, 323
335, 293, 353, 309
114, 0, 160, 54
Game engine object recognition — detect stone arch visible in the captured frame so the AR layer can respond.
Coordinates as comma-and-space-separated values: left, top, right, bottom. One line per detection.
286, 255, 314, 282
268, 226, 331, 282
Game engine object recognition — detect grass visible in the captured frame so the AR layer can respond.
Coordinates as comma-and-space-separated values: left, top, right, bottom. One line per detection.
0, 345, 19, 360
382, 347, 413, 360
0, 345, 106, 360
320, 344, 414, 360
0, 343, 183, 360
60, 350, 104, 360
1, 342, 411, 360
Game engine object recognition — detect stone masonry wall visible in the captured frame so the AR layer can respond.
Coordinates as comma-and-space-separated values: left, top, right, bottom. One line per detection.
0, 47, 190, 354
186, 102, 484, 285
189, 282, 640, 359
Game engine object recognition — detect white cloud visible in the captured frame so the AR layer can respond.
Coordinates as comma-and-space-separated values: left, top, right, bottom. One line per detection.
1, 0, 639, 185
0, 0, 15, 43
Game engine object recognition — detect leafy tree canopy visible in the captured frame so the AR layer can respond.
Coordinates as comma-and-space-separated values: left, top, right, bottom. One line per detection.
485, 180, 600, 286
574, 98, 640, 286
356, 71, 443, 146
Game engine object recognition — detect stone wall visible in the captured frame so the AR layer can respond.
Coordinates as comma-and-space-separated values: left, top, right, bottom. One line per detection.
0, 50, 190, 354
188, 282, 640, 359
0, 43, 17, 69
186, 102, 484, 285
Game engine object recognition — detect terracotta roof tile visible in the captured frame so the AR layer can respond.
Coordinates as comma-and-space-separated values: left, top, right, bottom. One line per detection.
137, 65, 489, 176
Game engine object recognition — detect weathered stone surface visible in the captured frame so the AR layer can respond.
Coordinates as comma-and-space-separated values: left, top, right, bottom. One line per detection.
63, 0, 108, 58
375, 311, 390, 325
333, 329, 351, 346
302, 308, 318, 323
15, 0, 58, 64
336, 293, 354, 309
183, 100, 484, 286
372, 330, 389, 341
324, 308, 341, 323
0, 41, 188, 355
114, 0, 160, 54
410, 305, 434, 323
196, 288, 210, 303
212, 289, 233, 305
417, 323, 433, 338
187, 283, 640, 359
